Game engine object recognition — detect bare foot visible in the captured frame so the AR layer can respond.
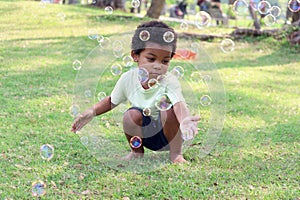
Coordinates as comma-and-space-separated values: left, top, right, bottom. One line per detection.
122, 151, 144, 161
170, 154, 189, 164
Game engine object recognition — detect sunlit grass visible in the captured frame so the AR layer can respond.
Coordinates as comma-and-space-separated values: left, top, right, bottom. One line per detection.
1, 0, 299, 199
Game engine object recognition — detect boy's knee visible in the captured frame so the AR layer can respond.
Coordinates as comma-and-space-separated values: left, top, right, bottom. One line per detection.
123, 108, 142, 127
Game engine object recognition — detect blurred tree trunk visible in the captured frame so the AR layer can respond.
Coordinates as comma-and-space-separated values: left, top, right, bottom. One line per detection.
248, 5, 260, 30
146, 0, 165, 19
292, 11, 300, 25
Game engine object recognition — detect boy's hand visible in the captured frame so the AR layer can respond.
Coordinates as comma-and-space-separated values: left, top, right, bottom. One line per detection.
180, 116, 201, 141
71, 108, 95, 133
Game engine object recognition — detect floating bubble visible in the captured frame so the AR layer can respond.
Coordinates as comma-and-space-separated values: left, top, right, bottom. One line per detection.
200, 95, 212, 106
257, 0, 271, 15
96, 34, 105, 43
32, 180, 46, 197
148, 78, 159, 89
99, 37, 111, 49
180, 21, 188, 31
97, 91, 106, 101
72, 59, 82, 70
157, 74, 166, 82
81, 136, 89, 145
142, 107, 151, 116
92, 0, 97, 5
190, 71, 202, 83
112, 40, 123, 52
270, 6, 281, 17
190, 42, 199, 54
202, 74, 212, 82
232, 0, 248, 15
113, 49, 124, 58
155, 93, 172, 111
171, 66, 184, 78
263, 14, 276, 26
104, 6, 113, 14
69, 104, 80, 117
84, 89, 92, 98
131, 0, 140, 9
130, 136, 142, 148
139, 30, 150, 41
40, 144, 54, 161
220, 39, 235, 53
138, 68, 149, 83
288, 0, 300, 12
110, 63, 122, 76
195, 11, 211, 28
122, 55, 134, 67
88, 29, 99, 40
181, 129, 194, 141
163, 31, 175, 43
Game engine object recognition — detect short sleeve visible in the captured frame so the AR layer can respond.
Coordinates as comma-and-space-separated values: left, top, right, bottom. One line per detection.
110, 73, 127, 105
166, 73, 185, 105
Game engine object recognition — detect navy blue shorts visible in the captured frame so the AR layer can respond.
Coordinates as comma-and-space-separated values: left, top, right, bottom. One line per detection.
128, 107, 170, 151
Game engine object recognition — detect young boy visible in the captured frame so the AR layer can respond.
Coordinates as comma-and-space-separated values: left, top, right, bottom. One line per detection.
71, 21, 200, 163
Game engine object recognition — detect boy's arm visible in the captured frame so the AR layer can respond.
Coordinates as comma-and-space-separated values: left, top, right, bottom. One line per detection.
173, 101, 201, 135
71, 96, 116, 133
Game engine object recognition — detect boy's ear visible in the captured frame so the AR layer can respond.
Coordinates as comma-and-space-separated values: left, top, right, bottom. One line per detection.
131, 50, 139, 62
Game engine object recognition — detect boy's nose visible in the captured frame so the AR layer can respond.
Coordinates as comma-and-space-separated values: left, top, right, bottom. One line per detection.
153, 63, 162, 70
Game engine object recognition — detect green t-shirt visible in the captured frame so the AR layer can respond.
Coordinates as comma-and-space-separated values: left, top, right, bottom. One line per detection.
111, 68, 185, 119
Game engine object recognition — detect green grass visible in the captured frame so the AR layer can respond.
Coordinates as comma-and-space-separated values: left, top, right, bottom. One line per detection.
1, 0, 300, 199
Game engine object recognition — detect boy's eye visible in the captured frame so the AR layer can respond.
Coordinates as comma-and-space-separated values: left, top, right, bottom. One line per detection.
147, 58, 155, 62
163, 60, 170, 64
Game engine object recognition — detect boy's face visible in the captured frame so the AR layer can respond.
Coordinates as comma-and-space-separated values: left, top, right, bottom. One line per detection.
131, 42, 172, 80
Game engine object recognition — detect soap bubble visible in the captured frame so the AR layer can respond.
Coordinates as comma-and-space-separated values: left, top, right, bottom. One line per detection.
104, 6, 113, 14
99, 37, 111, 49
257, 0, 271, 15
69, 104, 80, 117
270, 6, 281, 17
122, 55, 134, 67
84, 89, 92, 98
131, 0, 140, 9
130, 136, 142, 148
263, 14, 276, 26
142, 108, 151, 116
200, 95, 212, 106
32, 180, 46, 197
88, 29, 100, 40
110, 63, 122, 76
195, 11, 211, 28
148, 78, 159, 89
163, 31, 175, 43
139, 30, 150, 41
40, 144, 54, 161
138, 68, 149, 83
180, 21, 189, 31
155, 93, 172, 111
171, 66, 184, 78
288, 0, 300, 12
72, 60, 82, 70
97, 91, 106, 101
220, 39, 235, 53
232, 0, 248, 15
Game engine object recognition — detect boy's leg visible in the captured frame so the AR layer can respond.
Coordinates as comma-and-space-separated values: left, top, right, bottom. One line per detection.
122, 108, 144, 159
161, 108, 187, 163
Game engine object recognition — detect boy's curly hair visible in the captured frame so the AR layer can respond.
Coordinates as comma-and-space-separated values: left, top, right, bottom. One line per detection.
131, 20, 177, 58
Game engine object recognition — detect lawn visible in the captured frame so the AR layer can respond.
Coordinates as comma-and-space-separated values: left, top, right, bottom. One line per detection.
0, 0, 299, 199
